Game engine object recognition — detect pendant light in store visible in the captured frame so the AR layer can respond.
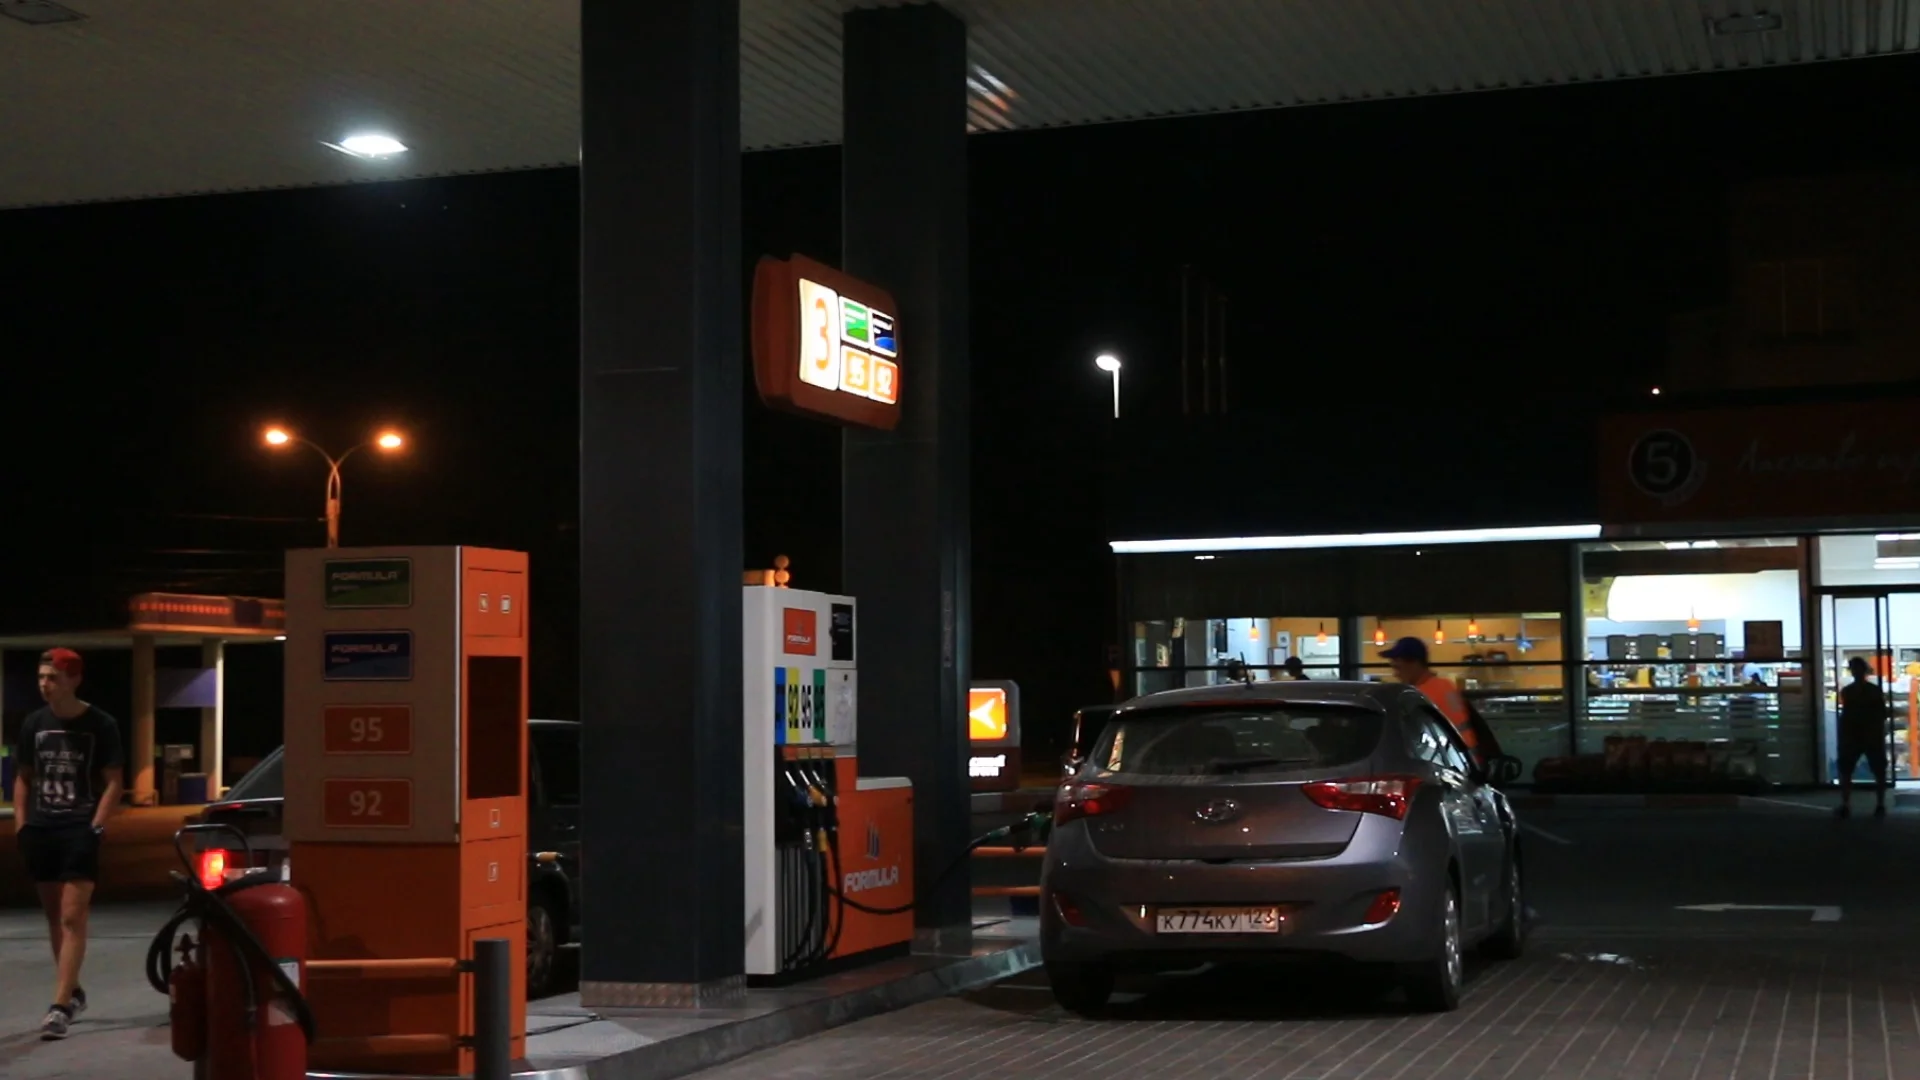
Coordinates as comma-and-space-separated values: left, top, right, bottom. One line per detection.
1466, 615, 1481, 641
1433, 620, 1446, 646
1373, 620, 1386, 647
1687, 608, 1700, 634
1316, 621, 1328, 645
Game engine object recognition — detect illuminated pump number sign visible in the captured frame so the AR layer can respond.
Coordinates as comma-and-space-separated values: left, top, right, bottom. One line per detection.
322, 705, 414, 755
322, 778, 413, 829
751, 253, 902, 431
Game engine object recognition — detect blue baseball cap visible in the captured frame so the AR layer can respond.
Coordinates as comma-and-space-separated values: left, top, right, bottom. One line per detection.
1380, 636, 1429, 663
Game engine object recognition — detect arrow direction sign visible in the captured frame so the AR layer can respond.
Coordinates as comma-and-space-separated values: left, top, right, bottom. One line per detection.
1676, 903, 1842, 923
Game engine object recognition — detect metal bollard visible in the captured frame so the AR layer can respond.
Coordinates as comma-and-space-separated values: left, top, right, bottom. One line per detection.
473, 938, 511, 1080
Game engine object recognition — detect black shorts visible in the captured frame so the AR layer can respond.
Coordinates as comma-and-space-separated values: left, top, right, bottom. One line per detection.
1838, 737, 1888, 777
15, 824, 101, 885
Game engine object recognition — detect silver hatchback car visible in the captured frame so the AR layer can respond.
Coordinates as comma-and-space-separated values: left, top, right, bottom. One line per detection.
1041, 680, 1527, 1015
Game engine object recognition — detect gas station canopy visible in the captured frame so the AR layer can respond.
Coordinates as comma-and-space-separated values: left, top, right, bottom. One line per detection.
3, 0, 1913, 209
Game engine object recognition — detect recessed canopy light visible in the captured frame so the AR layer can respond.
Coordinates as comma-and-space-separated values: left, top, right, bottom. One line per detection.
323, 134, 409, 159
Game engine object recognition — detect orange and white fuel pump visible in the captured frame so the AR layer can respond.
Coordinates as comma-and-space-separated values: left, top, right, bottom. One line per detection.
741, 584, 916, 980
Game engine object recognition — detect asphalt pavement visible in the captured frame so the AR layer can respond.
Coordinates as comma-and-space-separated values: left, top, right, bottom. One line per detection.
684, 797, 1920, 1080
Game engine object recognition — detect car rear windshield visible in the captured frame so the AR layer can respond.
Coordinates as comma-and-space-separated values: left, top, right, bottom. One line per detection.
223, 748, 285, 801
1087, 704, 1384, 777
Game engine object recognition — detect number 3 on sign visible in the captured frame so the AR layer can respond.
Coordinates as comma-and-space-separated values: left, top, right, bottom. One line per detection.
323, 778, 412, 829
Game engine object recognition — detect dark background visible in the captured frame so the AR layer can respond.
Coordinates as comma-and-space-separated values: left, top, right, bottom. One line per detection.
3, 54, 1917, 763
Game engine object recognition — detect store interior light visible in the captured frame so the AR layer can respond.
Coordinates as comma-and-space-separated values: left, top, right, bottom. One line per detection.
1316, 622, 1328, 645
1433, 620, 1446, 646
1110, 523, 1603, 556
1466, 616, 1480, 639
1373, 621, 1386, 647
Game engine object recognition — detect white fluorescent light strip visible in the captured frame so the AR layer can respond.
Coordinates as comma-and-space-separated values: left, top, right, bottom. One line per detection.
1110, 523, 1604, 555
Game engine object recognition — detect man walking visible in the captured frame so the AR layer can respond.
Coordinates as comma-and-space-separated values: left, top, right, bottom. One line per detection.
12, 648, 123, 1039
1836, 655, 1888, 819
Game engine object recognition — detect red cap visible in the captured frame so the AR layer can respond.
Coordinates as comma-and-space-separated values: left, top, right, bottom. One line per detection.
40, 648, 83, 679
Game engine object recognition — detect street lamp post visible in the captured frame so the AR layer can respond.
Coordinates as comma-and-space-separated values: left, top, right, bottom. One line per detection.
264, 427, 406, 547
1095, 353, 1122, 419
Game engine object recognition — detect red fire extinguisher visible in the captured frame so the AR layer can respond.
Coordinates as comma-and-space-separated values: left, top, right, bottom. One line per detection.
153, 873, 315, 1080
203, 880, 310, 1080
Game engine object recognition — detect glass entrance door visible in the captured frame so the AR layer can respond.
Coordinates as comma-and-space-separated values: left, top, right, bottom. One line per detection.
1819, 591, 1920, 784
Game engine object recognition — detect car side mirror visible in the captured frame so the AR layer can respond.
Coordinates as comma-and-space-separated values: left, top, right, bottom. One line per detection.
1484, 754, 1524, 787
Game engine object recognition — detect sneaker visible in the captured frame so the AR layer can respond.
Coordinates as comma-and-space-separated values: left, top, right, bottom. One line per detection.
69, 987, 87, 1019
40, 1005, 72, 1040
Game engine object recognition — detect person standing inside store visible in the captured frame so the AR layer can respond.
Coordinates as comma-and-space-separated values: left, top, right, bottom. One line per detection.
1836, 655, 1888, 819
1382, 636, 1484, 762
12, 648, 123, 1039
1283, 656, 1308, 680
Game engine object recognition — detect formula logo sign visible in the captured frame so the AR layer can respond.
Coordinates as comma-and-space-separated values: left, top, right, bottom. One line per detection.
752, 253, 902, 431
782, 608, 817, 656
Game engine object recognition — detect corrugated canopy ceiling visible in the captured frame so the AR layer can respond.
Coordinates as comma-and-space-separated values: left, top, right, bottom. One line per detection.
1, 0, 1913, 209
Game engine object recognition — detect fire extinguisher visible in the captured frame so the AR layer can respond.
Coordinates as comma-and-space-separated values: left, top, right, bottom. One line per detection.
150, 828, 316, 1080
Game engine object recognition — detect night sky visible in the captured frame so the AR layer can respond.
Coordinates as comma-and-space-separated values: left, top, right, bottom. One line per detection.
3, 54, 1917, 760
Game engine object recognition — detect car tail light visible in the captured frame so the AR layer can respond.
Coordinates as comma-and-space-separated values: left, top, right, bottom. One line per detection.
1363, 888, 1402, 925
198, 848, 230, 890
1053, 892, 1088, 928
1053, 782, 1133, 826
1301, 776, 1422, 820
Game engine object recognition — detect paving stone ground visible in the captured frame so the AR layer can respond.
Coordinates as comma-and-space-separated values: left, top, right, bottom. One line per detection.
688, 800, 1920, 1080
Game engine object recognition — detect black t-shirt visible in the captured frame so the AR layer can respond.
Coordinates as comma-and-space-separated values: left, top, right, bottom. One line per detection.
1840, 679, 1888, 744
18, 705, 125, 829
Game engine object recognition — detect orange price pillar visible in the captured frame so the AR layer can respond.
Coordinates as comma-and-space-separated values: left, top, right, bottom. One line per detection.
283, 546, 529, 1076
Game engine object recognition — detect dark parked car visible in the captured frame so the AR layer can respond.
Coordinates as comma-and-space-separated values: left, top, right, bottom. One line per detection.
193, 718, 582, 997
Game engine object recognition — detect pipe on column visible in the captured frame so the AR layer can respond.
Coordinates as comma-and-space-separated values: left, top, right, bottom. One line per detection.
131, 634, 157, 806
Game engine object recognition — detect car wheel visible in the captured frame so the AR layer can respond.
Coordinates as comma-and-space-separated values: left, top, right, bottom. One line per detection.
1402, 880, 1463, 1013
527, 898, 560, 999
1046, 960, 1114, 1017
1481, 857, 1526, 961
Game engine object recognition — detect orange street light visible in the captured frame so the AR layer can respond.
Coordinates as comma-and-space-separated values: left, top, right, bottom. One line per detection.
262, 425, 409, 548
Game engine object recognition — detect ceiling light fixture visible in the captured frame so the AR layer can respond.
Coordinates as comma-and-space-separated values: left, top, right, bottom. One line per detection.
323, 133, 409, 160
1110, 523, 1603, 555
1708, 11, 1783, 35
0, 0, 85, 25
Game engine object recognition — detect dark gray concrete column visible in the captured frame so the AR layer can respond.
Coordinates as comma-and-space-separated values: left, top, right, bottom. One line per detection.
579, 0, 744, 1004
841, 2, 972, 933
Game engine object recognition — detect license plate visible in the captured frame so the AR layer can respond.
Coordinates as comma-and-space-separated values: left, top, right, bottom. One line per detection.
1154, 907, 1284, 934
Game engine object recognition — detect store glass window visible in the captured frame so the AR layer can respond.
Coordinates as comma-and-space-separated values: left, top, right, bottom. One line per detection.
1358, 614, 1568, 784
1815, 534, 1920, 784
1576, 538, 1811, 786
1131, 617, 1340, 696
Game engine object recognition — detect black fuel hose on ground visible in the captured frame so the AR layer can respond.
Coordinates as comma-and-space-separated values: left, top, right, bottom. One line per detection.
146, 871, 318, 1045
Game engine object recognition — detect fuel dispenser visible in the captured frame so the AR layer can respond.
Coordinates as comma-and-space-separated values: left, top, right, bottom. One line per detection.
282, 545, 530, 1075
742, 584, 915, 980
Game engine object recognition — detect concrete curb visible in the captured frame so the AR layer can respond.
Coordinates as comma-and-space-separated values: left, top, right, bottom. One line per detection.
566, 942, 1041, 1080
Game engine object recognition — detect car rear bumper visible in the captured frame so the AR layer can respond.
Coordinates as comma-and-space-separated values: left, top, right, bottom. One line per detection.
1039, 814, 1447, 971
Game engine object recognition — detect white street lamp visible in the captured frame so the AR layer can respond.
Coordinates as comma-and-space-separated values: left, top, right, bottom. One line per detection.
1095, 353, 1121, 418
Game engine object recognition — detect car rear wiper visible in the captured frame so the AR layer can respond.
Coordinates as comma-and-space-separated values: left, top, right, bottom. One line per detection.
1207, 756, 1313, 774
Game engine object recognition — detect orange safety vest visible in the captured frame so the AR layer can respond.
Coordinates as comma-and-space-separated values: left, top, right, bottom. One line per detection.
1416, 673, 1478, 751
